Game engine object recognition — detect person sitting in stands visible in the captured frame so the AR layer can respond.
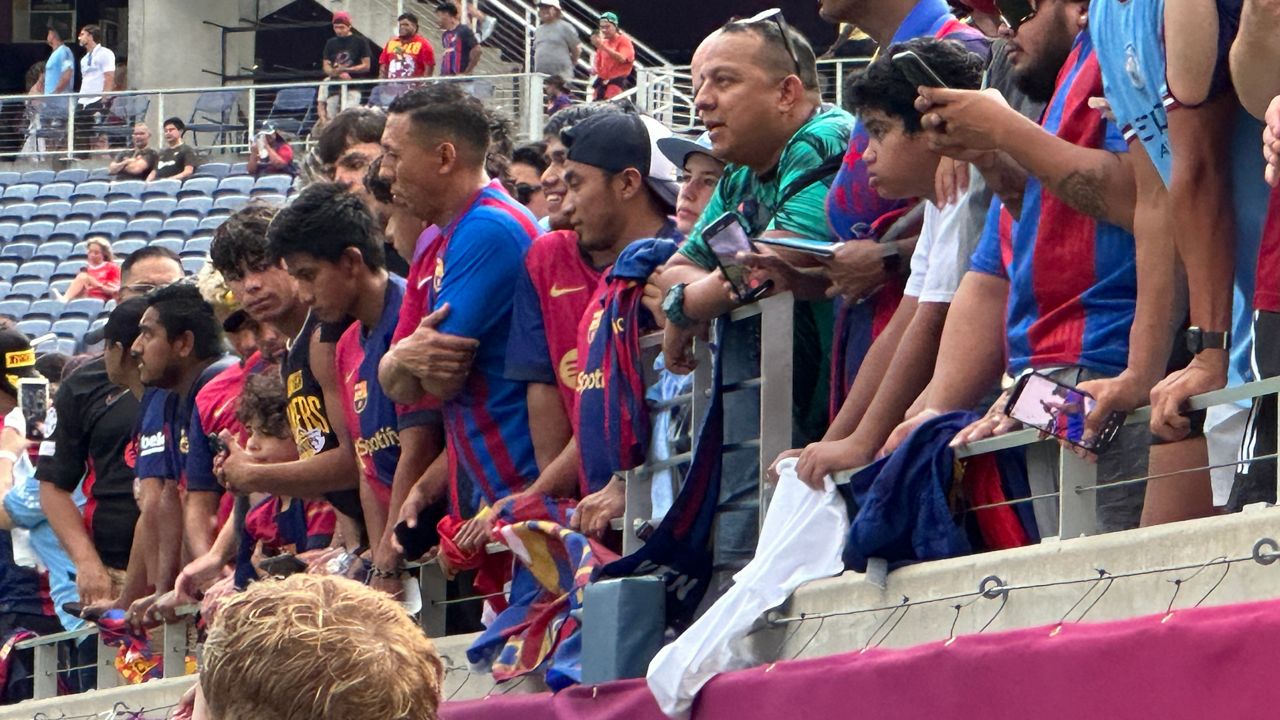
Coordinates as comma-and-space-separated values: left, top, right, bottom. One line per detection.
61, 237, 120, 301
247, 126, 295, 177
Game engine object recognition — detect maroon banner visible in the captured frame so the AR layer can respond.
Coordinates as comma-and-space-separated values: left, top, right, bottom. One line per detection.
443, 596, 1280, 719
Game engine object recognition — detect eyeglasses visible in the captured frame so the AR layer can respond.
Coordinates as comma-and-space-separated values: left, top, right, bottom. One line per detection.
515, 183, 542, 205
736, 8, 802, 77
995, 0, 1037, 32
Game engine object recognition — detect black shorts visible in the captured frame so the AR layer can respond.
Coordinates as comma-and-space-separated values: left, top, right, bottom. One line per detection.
1230, 310, 1280, 511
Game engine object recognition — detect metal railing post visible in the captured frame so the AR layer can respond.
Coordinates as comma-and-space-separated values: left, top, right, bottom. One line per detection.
64, 96, 76, 162
524, 73, 545, 143
161, 620, 187, 677
1058, 446, 1098, 539
523, 7, 534, 74
247, 87, 256, 149
97, 632, 120, 690
621, 467, 650, 555
419, 562, 448, 637
32, 643, 58, 699
756, 293, 794, 524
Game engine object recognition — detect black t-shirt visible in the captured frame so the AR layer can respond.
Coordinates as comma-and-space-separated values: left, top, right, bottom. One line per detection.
154, 143, 200, 179
283, 312, 362, 521
323, 35, 372, 77
36, 356, 141, 571
113, 148, 159, 180
0, 531, 51, 620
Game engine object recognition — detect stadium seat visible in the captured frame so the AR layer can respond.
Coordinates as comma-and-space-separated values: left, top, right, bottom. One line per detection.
64, 298, 105, 318
152, 238, 184, 254
0, 281, 10, 298
162, 217, 199, 235
89, 218, 127, 237
0, 299, 30, 319
0, 171, 20, 187
197, 216, 225, 231
54, 169, 89, 185
67, 200, 107, 221
70, 181, 110, 201
52, 317, 90, 339
87, 316, 107, 338
0, 224, 16, 242
184, 236, 212, 255
178, 177, 218, 199
37, 242, 75, 263
28, 299, 64, 319
2, 184, 40, 204
216, 176, 254, 197
0, 263, 17, 282
105, 180, 146, 200
48, 278, 74, 297
369, 82, 408, 109
252, 175, 294, 196
260, 87, 317, 137
101, 198, 143, 219
141, 179, 182, 199
53, 258, 84, 276
1, 204, 37, 223
35, 185, 76, 205
87, 167, 111, 181
186, 90, 248, 146
17, 261, 56, 282
193, 162, 230, 180
20, 170, 55, 185
125, 218, 163, 236
112, 239, 146, 256
182, 257, 206, 274
53, 337, 78, 356
11, 281, 51, 298
254, 194, 287, 206
100, 94, 152, 147
29, 202, 72, 223
16, 319, 52, 338
230, 162, 250, 176
138, 197, 178, 218
213, 195, 249, 212
53, 220, 91, 237
0, 242, 37, 261
174, 196, 213, 218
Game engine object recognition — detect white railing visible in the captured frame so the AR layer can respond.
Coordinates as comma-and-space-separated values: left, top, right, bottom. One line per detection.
0, 72, 546, 164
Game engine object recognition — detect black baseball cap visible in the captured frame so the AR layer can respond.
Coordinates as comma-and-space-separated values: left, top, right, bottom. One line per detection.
562, 112, 680, 213
0, 329, 37, 396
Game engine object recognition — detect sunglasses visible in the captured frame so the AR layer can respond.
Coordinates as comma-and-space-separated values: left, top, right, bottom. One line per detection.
736, 8, 802, 77
515, 183, 542, 205
995, 0, 1037, 32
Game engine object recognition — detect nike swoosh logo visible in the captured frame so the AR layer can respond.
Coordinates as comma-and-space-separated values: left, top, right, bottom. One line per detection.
550, 285, 586, 298
418, 275, 432, 290
346, 369, 358, 384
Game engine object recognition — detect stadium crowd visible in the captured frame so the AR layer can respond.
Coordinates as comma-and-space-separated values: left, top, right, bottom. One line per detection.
4, 0, 1280, 715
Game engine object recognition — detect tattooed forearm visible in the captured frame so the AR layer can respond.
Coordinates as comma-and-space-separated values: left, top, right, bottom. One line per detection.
1055, 168, 1110, 221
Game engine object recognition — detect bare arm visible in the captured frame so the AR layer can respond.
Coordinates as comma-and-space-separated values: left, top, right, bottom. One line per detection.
102, 71, 115, 94
821, 295, 918, 442
527, 382, 572, 470
919, 272, 1009, 413
182, 491, 220, 561
373, 423, 442, 575
153, 481, 184, 594
1230, 0, 1280, 119
55, 68, 72, 94
464, 45, 483, 74
40, 482, 115, 605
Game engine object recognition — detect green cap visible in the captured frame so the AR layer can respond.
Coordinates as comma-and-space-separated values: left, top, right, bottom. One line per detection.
599, 11, 619, 26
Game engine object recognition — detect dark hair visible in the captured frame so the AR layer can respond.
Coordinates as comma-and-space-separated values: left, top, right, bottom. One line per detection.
80, 24, 103, 43
211, 204, 279, 281
103, 297, 150, 350
545, 75, 569, 93
387, 82, 491, 162
35, 352, 68, 384
267, 182, 385, 271
398, 12, 419, 26
145, 282, 225, 360
436, 2, 460, 17
543, 101, 625, 141
121, 246, 181, 278
846, 38, 986, 134
47, 20, 69, 41
163, 117, 185, 133
512, 141, 548, 175
720, 16, 820, 92
364, 155, 395, 204
236, 372, 291, 440
316, 107, 386, 166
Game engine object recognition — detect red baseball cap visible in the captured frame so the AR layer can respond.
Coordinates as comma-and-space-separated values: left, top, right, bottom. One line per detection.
332, 11, 352, 25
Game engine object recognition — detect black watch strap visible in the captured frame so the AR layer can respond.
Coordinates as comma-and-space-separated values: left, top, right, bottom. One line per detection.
1185, 327, 1231, 355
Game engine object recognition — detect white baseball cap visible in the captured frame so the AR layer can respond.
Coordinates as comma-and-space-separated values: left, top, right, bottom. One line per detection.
539, 0, 562, 8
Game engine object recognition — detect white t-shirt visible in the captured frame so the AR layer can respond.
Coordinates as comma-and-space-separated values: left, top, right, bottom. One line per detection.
79, 44, 117, 105
902, 192, 979, 304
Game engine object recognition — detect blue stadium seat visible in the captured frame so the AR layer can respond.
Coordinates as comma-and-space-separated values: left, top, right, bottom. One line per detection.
0, 172, 20, 187
0, 299, 30, 318
254, 194, 287, 206
53, 220, 91, 237
87, 316, 107, 338
0, 242, 37, 261
138, 197, 178, 218
20, 170, 55, 185
174, 197, 213, 217
54, 168, 89, 185
141, 179, 182, 199
17, 261, 55, 282
193, 162, 229, 180
0, 224, 16, 242
67, 199, 107, 221
36, 241, 74, 262
186, 90, 248, 146
182, 257, 205, 274
101, 198, 142, 219
105, 180, 145, 200
11, 281, 50, 299
0, 282, 9, 298
260, 87, 316, 138
184, 236, 212, 255
34, 183, 75, 202
161, 217, 199, 236
151, 238, 184, 254
252, 174, 294, 196
89, 218, 127, 237
69, 181, 109, 201
16, 319, 52, 338
29, 202, 72, 222
213, 195, 249, 212
44, 232, 81, 247
2, 184, 39, 203
87, 167, 111, 181
54, 259, 84, 278
230, 162, 250, 176
125, 218, 163, 236
112, 239, 146, 256
178, 177, 218, 199
0, 262, 18, 282
52, 317, 89, 339
12, 225, 53, 244
64, 298, 105, 318
1, 204, 37, 223
53, 337, 78, 356
28, 299, 64, 319
198, 216, 226, 231
216, 176, 254, 196
48, 278, 74, 298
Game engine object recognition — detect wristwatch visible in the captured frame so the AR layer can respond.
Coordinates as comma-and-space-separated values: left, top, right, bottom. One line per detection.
1185, 327, 1231, 355
880, 243, 901, 275
662, 283, 695, 329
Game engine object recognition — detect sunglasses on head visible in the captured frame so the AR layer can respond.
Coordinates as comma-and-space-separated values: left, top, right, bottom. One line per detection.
735, 8, 802, 77
995, 0, 1037, 32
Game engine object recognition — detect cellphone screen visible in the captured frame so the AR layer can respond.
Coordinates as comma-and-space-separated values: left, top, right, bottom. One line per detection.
704, 214, 759, 300
1006, 373, 1097, 448
17, 379, 48, 442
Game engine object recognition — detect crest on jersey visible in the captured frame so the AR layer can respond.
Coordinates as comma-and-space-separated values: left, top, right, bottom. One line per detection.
353, 380, 368, 414
1124, 44, 1144, 90
433, 257, 445, 293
